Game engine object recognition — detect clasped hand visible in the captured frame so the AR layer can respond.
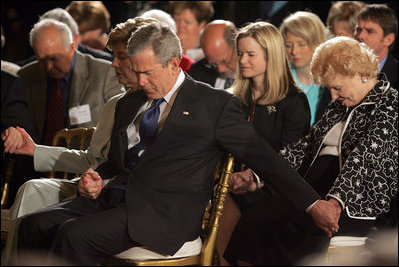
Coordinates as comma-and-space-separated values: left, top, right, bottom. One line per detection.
229, 168, 260, 194
78, 168, 104, 199
1, 126, 35, 155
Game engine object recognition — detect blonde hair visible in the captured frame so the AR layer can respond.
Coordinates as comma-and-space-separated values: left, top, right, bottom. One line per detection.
326, 1, 365, 37
233, 21, 297, 106
311, 36, 379, 85
280, 11, 327, 51
106, 17, 157, 51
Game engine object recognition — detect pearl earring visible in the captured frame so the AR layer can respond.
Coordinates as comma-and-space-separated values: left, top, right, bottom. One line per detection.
362, 78, 368, 83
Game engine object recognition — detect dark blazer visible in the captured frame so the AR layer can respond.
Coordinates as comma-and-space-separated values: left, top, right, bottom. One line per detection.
1, 70, 33, 135
188, 58, 219, 87
243, 87, 311, 151
96, 74, 320, 255
381, 54, 398, 90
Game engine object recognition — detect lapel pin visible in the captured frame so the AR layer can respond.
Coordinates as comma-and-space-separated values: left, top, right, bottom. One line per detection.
183, 111, 190, 115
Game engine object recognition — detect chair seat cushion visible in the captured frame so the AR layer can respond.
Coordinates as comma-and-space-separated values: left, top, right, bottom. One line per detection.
330, 236, 367, 246
114, 236, 202, 260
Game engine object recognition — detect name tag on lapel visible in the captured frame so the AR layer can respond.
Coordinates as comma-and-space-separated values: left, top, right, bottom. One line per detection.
69, 104, 91, 125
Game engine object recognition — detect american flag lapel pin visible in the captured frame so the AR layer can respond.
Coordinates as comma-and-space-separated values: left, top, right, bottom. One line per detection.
183, 111, 190, 116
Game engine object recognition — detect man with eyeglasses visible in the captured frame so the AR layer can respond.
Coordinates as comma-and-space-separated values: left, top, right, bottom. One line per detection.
17, 18, 124, 145
189, 20, 237, 89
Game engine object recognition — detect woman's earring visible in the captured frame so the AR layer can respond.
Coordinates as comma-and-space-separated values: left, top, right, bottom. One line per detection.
362, 78, 368, 83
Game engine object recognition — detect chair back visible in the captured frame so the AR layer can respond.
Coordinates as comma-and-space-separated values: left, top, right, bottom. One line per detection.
48, 127, 95, 179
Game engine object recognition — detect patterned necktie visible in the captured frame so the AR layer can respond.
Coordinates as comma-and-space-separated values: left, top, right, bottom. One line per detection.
125, 98, 165, 169
44, 80, 65, 145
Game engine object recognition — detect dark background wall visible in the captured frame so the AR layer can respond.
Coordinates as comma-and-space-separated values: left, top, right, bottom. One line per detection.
1, 1, 397, 64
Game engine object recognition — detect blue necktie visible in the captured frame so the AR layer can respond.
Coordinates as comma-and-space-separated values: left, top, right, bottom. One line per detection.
125, 98, 165, 169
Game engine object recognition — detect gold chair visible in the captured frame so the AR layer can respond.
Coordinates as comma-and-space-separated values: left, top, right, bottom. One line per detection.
103, 154, 235, 266
48, 127, 96, 179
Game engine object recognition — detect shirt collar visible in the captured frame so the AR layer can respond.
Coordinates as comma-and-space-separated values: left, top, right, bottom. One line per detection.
163, 68, 185, 104
63, 51, 76, 83
379, 55, 388, 72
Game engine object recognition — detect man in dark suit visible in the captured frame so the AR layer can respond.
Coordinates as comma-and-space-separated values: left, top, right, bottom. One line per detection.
355, 4, 398, 89
1, 70, 37, 207
17, 22, 339, 266
189, 20, 237, 89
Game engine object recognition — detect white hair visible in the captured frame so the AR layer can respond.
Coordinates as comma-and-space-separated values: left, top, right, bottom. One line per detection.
139, 9, 177, 33
30, 18, 73, 50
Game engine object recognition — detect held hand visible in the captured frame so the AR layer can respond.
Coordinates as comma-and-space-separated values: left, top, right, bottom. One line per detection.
2, 127, 23, 153
2, 127, 36, 155
229, 168, 257, 194
309, 200, 340, 238
78, 168, 104, 199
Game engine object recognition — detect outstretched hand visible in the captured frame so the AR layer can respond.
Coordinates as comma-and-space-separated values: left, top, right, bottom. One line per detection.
1, 126, 36, 155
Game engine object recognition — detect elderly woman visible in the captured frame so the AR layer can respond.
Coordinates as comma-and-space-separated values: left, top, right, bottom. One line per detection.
222, 36, 398, 266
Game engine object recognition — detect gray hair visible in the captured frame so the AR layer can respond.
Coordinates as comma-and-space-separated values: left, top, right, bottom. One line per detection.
139, 9, 177, 33
40, 8, 79, 35
127, 22, 182, 66
30, 18, 73, 50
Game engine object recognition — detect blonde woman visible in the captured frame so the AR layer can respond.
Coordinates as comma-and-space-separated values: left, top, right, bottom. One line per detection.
280, 11, 331, 125
217, 21, 311, 265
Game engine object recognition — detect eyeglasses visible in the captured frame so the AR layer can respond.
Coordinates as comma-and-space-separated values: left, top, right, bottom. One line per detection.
205, 49, 234, 70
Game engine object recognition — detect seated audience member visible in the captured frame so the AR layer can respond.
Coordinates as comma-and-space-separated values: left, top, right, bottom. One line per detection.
140, 9, 195, 72
169, 1, 214, 61
326, 1, 366, 38
1, 26, 21, 74
189, 20, 237, 89
17, 18, 124, 145
280, 11, 332, 126
17, 8, 113, 67
355, 3, 398, 89
16, 22, 338, 266
66, 1, 111, 51
1, 70, 35, 208
0, 17, 155, 266
216, 21, 311, 265
222, 36, 397, 266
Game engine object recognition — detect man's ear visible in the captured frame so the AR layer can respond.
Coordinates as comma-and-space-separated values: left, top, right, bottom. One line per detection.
169, 57, 181, 74
383, 32, 395, 48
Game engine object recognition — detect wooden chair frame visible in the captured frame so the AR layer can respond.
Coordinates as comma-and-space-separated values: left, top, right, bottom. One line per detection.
103, 154, 235, 266
48, 127, 95, 179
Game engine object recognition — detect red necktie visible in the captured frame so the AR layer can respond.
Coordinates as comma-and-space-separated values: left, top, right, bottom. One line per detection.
44, 80, 65, 145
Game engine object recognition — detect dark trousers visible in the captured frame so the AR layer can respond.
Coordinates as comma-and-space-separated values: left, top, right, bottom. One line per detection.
17, 188, 141, 265
224, 155, 375, 266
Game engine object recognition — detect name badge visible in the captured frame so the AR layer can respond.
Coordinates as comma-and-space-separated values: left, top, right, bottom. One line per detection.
69, 104, 91, 125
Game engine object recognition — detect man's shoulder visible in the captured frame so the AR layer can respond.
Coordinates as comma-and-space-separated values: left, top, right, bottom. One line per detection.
77, 50, 113, 68
17, 60, 45, 81
78, 43, 113, 62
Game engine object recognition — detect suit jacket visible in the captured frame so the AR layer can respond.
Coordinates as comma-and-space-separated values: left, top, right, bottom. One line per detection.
95, 74, 320, 255
17, 50, 125, 143
188, 58, 219, 87
381, 54, 398, 90
1, 70, 33, 135
34, 92, 127, 173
